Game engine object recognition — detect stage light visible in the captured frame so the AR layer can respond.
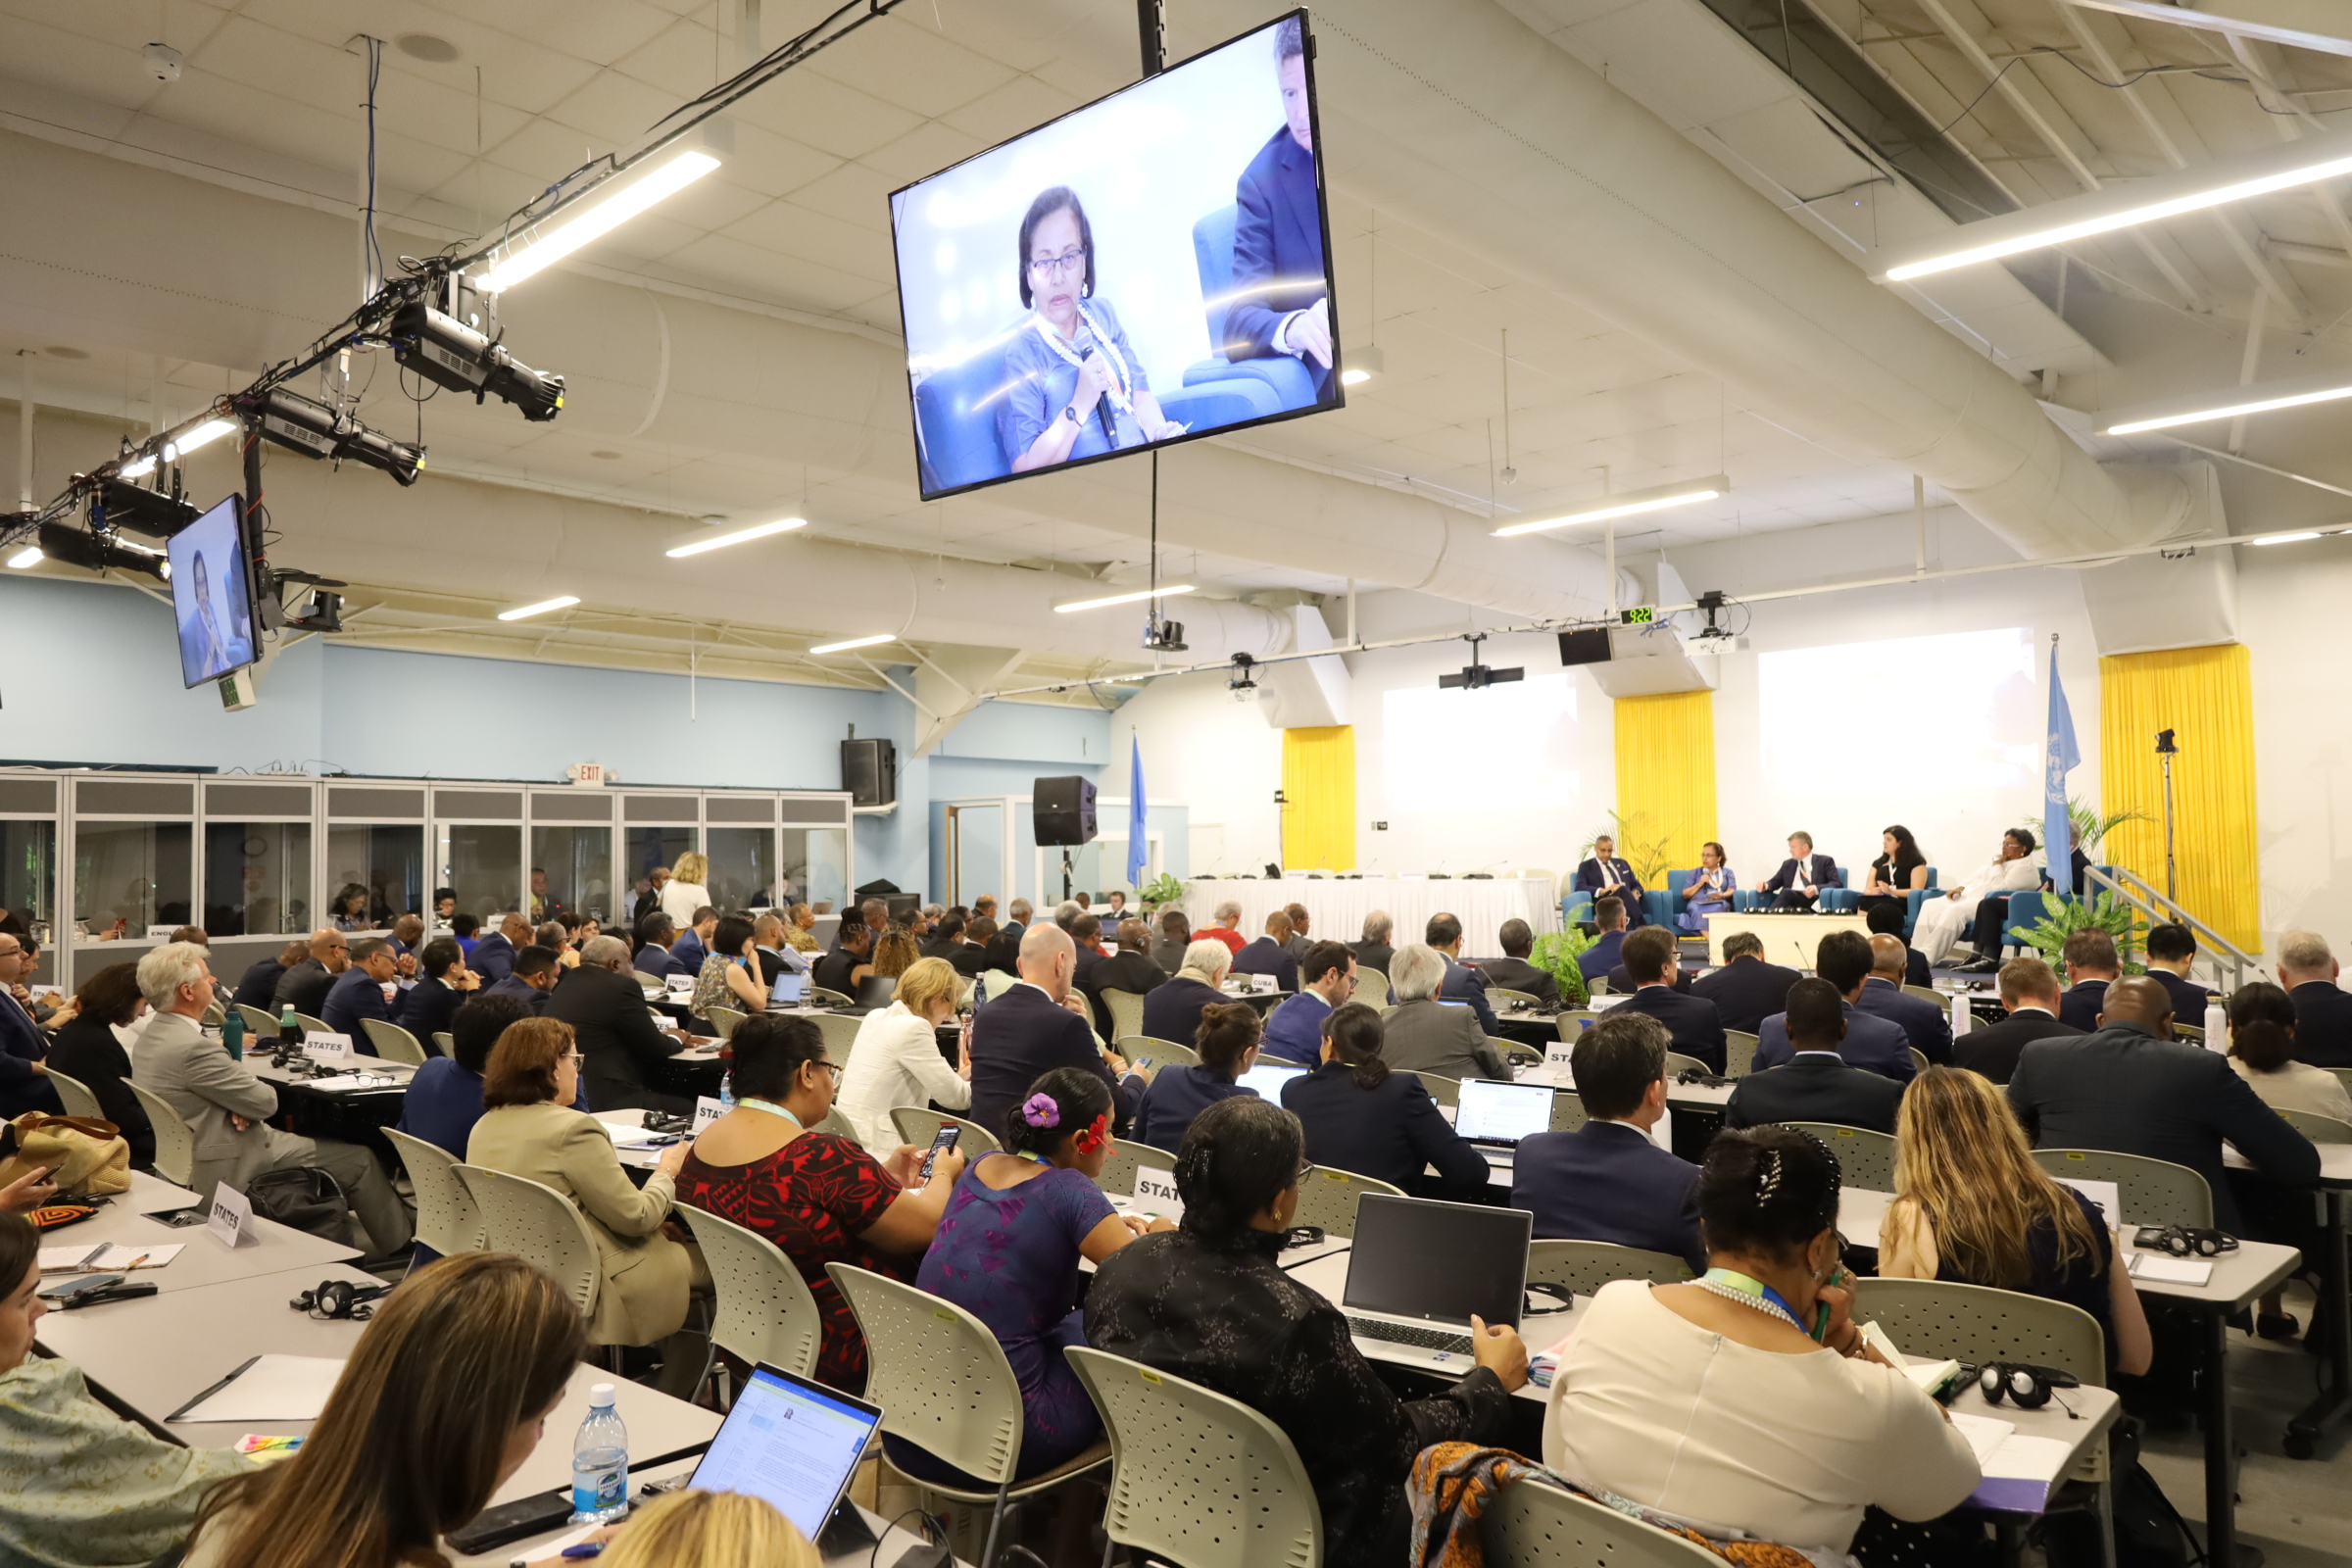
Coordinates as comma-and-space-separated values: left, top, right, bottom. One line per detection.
1054, 583, 1196, 613
665, 516, 807, 558
247, 389, 426, 484
809, 633, 896, 655
37, 521, 169, 581
5, 546, 40, 569
389, 303, 564, 421
91, 477, 199, 539
474, 150, 721, 292
1492, 474, 1728, 537
497, 595, 579, 621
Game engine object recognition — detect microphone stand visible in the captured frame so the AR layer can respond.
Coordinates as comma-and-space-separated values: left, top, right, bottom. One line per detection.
2155, 728, 2179, 904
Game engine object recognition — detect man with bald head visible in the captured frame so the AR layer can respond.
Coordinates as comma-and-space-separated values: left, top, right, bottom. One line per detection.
2009, 975, 2319, 1232
467, 910, 533, 986
968, 922, 1152, 1139
272, 928, 350, 1017
1853, 933, 1953, 1065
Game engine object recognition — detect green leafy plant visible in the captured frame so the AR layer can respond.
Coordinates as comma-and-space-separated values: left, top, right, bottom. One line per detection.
2015, 798, 2151, 857
1531, 927, 1596, 1007
1585, 809, 1674, 887
1138, 872, 1187, 909
2018, 890, 2146, 977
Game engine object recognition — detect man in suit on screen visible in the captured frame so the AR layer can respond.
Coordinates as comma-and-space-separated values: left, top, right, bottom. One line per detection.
1224, 17, 1333, 402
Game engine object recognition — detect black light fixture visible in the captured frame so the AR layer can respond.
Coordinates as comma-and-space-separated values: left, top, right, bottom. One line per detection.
244, 389, 426, 485
90, 476, 199, 539
37, 520, 170, 582
389, 302, 564, 421
1440, 633, 1524, 691
1228, 652, 1258, 701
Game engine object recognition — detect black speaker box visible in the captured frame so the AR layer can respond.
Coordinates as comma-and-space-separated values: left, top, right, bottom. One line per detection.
1033, 775, 1098, 847
842, 737, 896, 807
1558, 627, 1613, 666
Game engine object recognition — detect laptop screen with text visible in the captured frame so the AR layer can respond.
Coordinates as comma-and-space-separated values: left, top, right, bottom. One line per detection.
1451, 1080, 1553, 1146
688, 1365, 879, 1539
1343, 1194, 1531, 1328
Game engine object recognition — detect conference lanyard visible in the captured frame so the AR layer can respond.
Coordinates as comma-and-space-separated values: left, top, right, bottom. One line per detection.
738, 1098, 804, 1131
1030, 304, 1135, 416
1700, 1267, 1828, 1341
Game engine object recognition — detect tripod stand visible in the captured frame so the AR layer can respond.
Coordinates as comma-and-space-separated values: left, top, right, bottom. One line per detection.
2155, 728, 2179, 904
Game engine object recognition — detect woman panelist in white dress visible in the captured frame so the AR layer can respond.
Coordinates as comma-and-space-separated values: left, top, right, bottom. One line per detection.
1910, 828, 2042, 966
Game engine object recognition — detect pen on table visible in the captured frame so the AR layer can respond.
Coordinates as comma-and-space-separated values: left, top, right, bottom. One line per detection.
561, 1544, 604, 1558
121, 1253, 148, 1271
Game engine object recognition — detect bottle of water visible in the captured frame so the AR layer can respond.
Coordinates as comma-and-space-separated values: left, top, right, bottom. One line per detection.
570, 1383, 629, 1524
2204, 1000, 2230, 1053
277, 1004, 301, 1050
220, 1005, 244, 1060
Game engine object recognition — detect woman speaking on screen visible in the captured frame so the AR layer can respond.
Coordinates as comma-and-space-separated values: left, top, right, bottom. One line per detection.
998, 186, 1184, 472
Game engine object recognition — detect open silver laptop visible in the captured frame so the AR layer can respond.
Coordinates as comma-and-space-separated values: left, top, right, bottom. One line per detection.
1452, 1079, 1554, 1166
1339, 1193, 1531, 1370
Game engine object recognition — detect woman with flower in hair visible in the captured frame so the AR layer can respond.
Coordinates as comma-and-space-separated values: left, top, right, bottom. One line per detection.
893, 1066, 1172, 1487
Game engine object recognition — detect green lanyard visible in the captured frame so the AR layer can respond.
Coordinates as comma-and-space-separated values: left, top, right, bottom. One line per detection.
738, 1098, 804, 1131
1700, 1267, 1827, 1341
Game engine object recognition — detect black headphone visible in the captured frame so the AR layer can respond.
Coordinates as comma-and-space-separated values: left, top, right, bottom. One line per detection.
1976, 1361, 2081, 1411
2133, 1225, 2238, 1257
290, 1279, 391, 1320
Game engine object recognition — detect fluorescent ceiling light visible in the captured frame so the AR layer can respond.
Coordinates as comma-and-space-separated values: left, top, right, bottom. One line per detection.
2101, 371, 2352, 435
1875, 134, 2352, 282
2252, 531, 2323, 546
665, 515, 806, 558
809, 633, 896, 655
5, 546, 40, 569
119, 416, 239, 479
1054, 583, 1197, 613
1493, 474, 1729, 538
497, 595, 580, 621
476, 151, 722, 292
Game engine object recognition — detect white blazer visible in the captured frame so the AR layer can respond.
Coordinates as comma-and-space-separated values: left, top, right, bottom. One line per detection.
836, 1000, 972, 1155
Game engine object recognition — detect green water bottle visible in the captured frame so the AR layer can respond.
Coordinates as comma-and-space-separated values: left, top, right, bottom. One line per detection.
220, 1005, 244, 1059
278, 1004, 301, 1050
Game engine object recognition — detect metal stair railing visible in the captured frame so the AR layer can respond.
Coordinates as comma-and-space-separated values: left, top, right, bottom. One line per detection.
2082, 863, 2262, 993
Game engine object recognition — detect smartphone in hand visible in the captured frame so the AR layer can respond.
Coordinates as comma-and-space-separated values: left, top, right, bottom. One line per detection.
919, 1124, 961, 1181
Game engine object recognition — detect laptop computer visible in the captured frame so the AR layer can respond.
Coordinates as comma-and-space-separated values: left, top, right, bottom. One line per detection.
1339, 1193, 1531, 1369
1235, 1060, 1308, 1101
1451, 1079, 1554, 1158
683, 1363, 882, 1551
767, 969, 808, 1008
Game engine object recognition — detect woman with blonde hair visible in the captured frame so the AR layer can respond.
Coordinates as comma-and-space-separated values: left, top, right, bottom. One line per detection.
1880, 1065, 2151, 1375
836, 956, 973, 1155
599, 1489, 816, 1568
660, 851, 711, 932
871, 928, 921, 980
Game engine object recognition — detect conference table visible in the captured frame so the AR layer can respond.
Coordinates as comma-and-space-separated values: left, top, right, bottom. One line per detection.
34, 1171, 363, 1296
1178, 875, 1560, 943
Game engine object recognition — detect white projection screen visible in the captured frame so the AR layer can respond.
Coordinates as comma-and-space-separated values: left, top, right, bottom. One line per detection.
1757, 627, 2038, 798
1383, 674, 1579, 812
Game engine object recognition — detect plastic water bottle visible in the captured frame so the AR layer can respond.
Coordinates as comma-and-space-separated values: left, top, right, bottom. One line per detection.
1950, 989, 1973, 1039
277, 1004, 301, 1050
570, 1383, 628, 1524
718, 1069, 736, 1110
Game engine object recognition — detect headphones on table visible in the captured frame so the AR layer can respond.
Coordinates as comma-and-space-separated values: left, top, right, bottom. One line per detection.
2133, 1225, 2238, 1258
1975, 1361, 2082, 1412
290, 1279, 392, 1320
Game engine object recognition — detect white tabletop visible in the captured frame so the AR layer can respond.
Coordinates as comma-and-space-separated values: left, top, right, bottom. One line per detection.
1180, 877, 1561, 941
246, 1053, 417, 1094
43, 1172, 360, 1292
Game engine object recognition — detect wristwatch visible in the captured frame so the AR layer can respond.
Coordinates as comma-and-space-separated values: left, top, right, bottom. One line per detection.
1061, 404, 1078, 425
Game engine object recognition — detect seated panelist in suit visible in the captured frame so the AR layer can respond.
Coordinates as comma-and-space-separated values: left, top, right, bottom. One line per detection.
0, 932, 62, 1120
2142, 922, 2216, 1025
2056, 928, 2122, 1033
1510, 1011, 1704, 1273
1476, 918, 1561, 1008
1226, 17, 1334, 401
1725, 978, 1906, 1136
1379, 943, 1507, 1082
1142, 940, 1232, 1053
1348, 910, 1397, 977
1425, 911, 1499, 1036
1578, 897, 1630, 985
1606, 960, 1691, 998
1952, 957, 2082, 1084
467, 911, 532, 987
1609, 926, 1728, 1074
1230, 911, 1301, 994
1758, 831, 1841, 911
482, 944, 562, 1018
1855, 935, 1952, 1065
2278, 929, 2352, 1068
397, 937, 478, 1042
1573, 835, 1647, 928
1690, 931, 1798, 1036
968, 923, 1150, 1137
1855, 825, 1929, 922
1676, 843, 1738, 934
1080, 917, 1169, 1038
1753, 929, 1915, 1084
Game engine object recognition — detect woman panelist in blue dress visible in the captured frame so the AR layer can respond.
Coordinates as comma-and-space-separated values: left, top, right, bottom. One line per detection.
997, 186, 1184, 472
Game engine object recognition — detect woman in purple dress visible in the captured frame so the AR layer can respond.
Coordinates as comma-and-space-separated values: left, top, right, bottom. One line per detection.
893, 1066, 1174, 1486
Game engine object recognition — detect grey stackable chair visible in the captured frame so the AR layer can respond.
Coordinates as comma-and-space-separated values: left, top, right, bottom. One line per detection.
383, 1127, 485, 1260
1353, 967, 1391, 1006
1287, 1164, 1405, 1240
2278, 1108, 2352, 1145
675, 1201, 826, 1394
1101, 988, 1150, 1047
705, 1005, 748, 1041
1661, 1052, 1711, 1080
810, 1010, 865, 1065
2032, 1149, 2214, 1228
1723, 1029, 1759, 1076
1548, 1088, 1589, 1134
1478, 1477, 1721, 1568
361, 1017, 428, 1065
1486, 988, 1544, 1011
43, 1067, 105, 1124
431, 1031, 456, 1058
1097, 1137, 1176, 1201
294, 1012, 331, 1039
454, 1164, 605, 1328
234, 1004, 278, 1041
1525, 1239, 1693, 1297
1116, 1035, 1198, 1070
125, 1080, 196, 1189
1399, 1070, 1459, 1107
1782, 1122, 1897, 1192
889, 1106, 1002, 1157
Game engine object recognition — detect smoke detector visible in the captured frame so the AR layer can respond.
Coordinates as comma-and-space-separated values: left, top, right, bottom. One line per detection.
141, 42, 183, 81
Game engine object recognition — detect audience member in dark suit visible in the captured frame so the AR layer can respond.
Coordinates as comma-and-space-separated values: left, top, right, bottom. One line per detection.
483, 944, 561, 1017
1608, 927, 1728, 1073
1070, 913, 1110, 996
1258, 942, 1357, 1066
272, 928, 349, 1017
1231, 912, 1301, 994
1475, 918, 1560, 1008
1573, 837, 1648, 928
919, 912, 964, 962
1150, 909, 1193, 974
2141, 922, 2215, 1025
467, 912, 532, 986
1605, 961, 1692, 998
1281, 903, 1315, 964
397, 937, 478, 1042
1726, 978, 1907, 1135
2008, 978, 2319, 1234
1863, 902, 1932, 988
43, 962, 153, 1165
1141, 939, 1231, 1052
631, 914, 693, 980
1081, 918, 1170, 1038
320, 937, 402, 1048
1690, 931, 1799, 1035
545, 936, 693, 1113
1426, 912, 1500, 1036
968, 924, 1145, 1137
1133, 1002, 1262, 1152
1577, 898, 1629, 985
2278, 929, 2352, 1068
1380, 944, 1506, 1081
2055, 928, 2120, 1032
1953, 956, 2082, 1084
669, 907, 716, 976
1754, 929, 1915, 1083
1510, 1010, 1703, 1272
1224, 17, 1334, 400
231, 940, 307, 1011
1282, 1002, 1488, 1199
1757, 832, 1841, 911
812, 923, 874, 999
1349, 910, 1397, 977
0, 932, 59, 1119
1856, 936, 1952, 1065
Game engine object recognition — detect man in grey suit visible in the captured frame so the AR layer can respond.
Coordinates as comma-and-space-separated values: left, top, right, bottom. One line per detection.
130, 942, 412, 1260
1378, 944, 1507, 1082
1282, 902, 1315, 963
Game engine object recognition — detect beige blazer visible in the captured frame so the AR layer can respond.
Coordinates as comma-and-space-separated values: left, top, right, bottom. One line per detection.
466, 1101, 692, 1346
129, 1009, 295, 1202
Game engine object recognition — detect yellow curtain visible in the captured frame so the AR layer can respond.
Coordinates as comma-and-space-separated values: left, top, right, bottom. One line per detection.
1611, 691, 1719, 874
1281, 725, 1356, 870
2097, 643, 2260, 952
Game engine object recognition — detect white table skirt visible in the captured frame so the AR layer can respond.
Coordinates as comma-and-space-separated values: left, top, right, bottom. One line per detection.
1177, 877, 1559, 949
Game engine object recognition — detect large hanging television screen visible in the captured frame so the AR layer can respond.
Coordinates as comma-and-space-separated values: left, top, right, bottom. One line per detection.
889, 10, 1344, 501
167, 495, 260, 687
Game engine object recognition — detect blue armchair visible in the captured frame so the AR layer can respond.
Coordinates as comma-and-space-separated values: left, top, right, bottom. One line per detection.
1183, 204, 1324, 412
1651, 870, 1700, 932
2000, 891, 2049, 957
1818, 867, 1859, 913
1560, 892, 1594, 927
1901, 868, 1942, 941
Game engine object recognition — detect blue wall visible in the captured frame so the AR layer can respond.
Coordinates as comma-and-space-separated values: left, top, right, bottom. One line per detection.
0, 574, 1110, 898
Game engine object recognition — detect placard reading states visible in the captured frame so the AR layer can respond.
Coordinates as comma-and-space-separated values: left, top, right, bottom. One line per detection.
208, 1183, 258, 1249
1133, 1166, 1183, 1221
695, 1096, 728, 1133
302, 1031, 355, 1061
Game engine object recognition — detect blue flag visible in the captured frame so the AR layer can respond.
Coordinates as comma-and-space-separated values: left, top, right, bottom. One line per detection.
2044, 638, 2081, 888
1127, 737, 1149, 890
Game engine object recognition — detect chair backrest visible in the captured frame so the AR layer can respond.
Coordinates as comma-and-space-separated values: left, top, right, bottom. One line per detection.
1854, 1276, 2107, 1386
1478, 1477, 1721, 1568
125, 1080, 195, 1188
1118, 1035, 1200, 1070
1487, 988, 1543, 1011
1098, 1136, 1177, 1200
361, 1017, 427, 1066
1353, 967, 1391, 1005
1066, 1346, 1321, 1568
1908, 1047, 1931, 1076
431, 1031, 456, 1058
1190, 204, 1244, 349
910, 344, 1015, 493
810, 1010, 865, 1065
1724, 1029, 1759, 1077
2280, 1107, 2352, 1145
888, 1105, 1002, 1156
1399, 1069, 1459, 1107
827, 1262, 1028, 1485
1549, 1088, 1589, 1134
295, 1012, 330, 1038
383, 1127, 485, 1257
1287, 1164, 1406, 1240
1661, 1052, 1710, 1080
1526, 1239, 1692, 1296
199, 999, 225, 1029
1102, 988, 1150, 1046
44, 1068, 105, 1123
1781, 1121, 1897, 1191
2031, 1149, 2214, 1228
633, 970, 664, 989
233, 1003, 277, 1040
2329, 1067, 2352, 1100
706, 1005, 747, 1041
454, 1164, 604, 1320
675, 1201, 826, 1379
1555, 1011, 1597, 1043
807, 987, 855, 1008
2002, 893, 2047, 941
980, 969, 1020, 1002
1901, 985, 1944, 1004
1491, 1035, 1544, 1066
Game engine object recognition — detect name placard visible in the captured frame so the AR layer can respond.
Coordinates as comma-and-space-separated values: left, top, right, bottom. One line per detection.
694, 1096, 728, 1133
1133, 1166, 1184, 1221
208, 1183, 257, 1249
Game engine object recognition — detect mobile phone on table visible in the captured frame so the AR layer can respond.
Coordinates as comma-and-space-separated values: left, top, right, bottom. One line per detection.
920, 1124, 960, 1181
